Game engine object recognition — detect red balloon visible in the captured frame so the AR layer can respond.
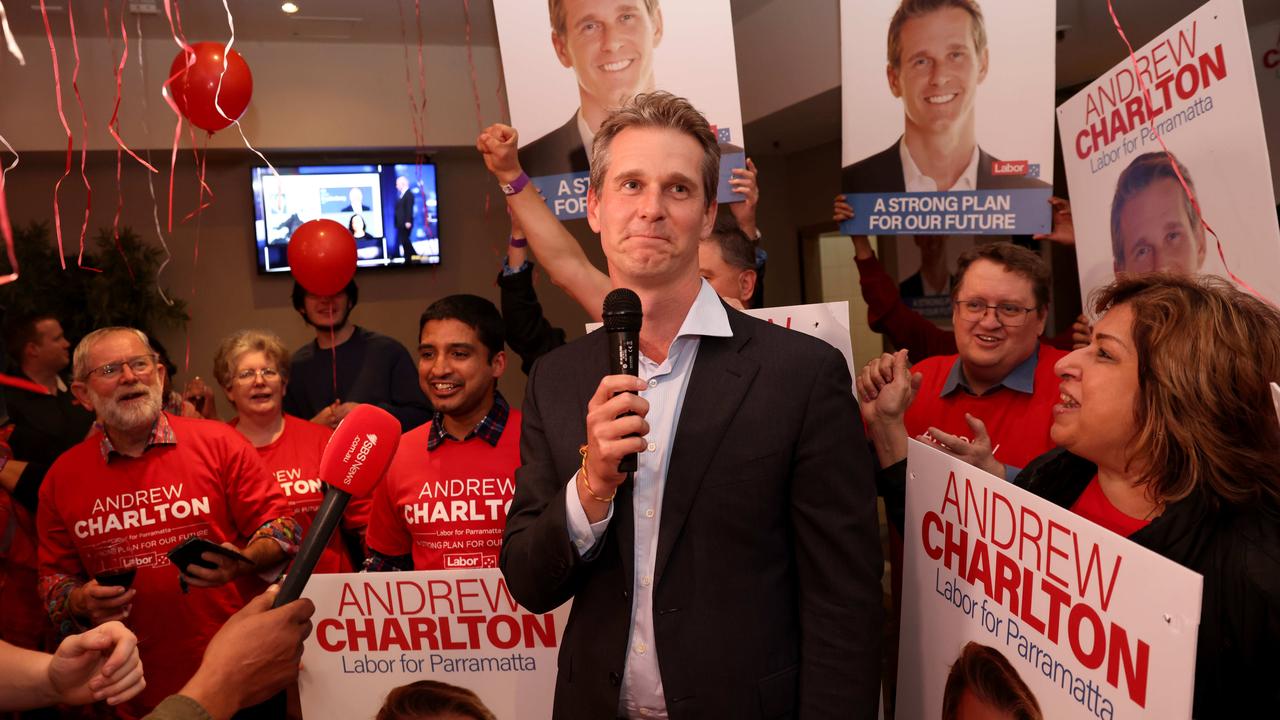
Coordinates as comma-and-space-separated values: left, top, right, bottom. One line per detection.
167, 42, 253, 133
287, 220, 358, 297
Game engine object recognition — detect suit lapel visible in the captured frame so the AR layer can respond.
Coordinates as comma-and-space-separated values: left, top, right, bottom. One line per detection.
652, 315, 758, 584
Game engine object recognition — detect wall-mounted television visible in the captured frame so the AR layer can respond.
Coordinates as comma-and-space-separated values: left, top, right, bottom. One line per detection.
251, 162, 440, 274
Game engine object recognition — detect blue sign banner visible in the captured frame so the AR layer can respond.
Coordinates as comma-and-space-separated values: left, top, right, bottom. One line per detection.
838, 188, 1052, 235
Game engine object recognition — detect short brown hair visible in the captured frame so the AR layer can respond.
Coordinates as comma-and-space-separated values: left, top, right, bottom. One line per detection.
952, 242, 1050, 309
887, 0, 987, 68
589, 91, 720, 209
376, 680, 496, 720
3, 312, 58, 365
212, 329, 292, 389
1109, 152, 1203, 270
703, 216, 756, 273
942, 642, 1042, 720
547, 0, 660, 37
1093, 273, 1280, 506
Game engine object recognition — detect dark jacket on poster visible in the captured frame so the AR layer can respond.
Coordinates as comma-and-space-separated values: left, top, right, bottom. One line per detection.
501, 306, 883, 719
841, 137, 1051, 193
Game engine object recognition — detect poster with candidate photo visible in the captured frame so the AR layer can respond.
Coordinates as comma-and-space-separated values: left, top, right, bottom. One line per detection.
493, 0, 746, 220
899, 441, 1202, 719
839, 0, 1055, 236
1059, 0, 1280, 309
299, 569, 569, 719
1248, 18, 1280, 203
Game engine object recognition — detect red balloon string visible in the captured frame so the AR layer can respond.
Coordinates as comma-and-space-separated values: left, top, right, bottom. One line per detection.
1105, 0, 1260, 298
329, 325, 338, 405
462, 0, 485, 133
396, 0, 433, 262
38, 0, 71, 270
180, 125, 213, 225
67, 1, 97, 272
182, 133, 208, 375
0, 154, 19, 286
105, 0, 156, 174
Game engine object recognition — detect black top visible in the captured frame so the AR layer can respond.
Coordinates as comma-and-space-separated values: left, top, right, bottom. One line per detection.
2, 376, 95, 511
282, 326, 431, 432
496, 262, 567, 376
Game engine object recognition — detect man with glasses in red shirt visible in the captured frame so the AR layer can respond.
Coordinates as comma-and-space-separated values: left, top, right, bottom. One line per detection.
36, 327, 299, 718
857, 242, 1066, 495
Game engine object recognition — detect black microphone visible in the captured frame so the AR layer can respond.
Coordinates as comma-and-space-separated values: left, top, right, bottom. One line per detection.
603, 288, 643, 473
273, 405, 401, 607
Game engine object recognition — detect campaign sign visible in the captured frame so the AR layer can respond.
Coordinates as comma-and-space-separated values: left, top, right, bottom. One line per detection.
493, 0, 747, 220
839, 0, 1055, 235
299, 569, 569, 719
1058, 0, 1280, 308
898, 441, 1202, 719
588, 301, 856, 384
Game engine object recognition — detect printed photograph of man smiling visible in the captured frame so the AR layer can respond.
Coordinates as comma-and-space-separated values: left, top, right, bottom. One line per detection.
494, 0, 745, 195
841, 0, 1053, 201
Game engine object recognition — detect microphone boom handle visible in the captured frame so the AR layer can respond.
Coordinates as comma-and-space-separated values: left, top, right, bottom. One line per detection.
273, 487, 351, 607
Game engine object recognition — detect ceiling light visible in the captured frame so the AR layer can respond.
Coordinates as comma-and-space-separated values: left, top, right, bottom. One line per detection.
281, 2, 299, 13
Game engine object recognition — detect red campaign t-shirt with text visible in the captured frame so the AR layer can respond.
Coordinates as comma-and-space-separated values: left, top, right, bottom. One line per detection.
36, 414, 289, 716
1070, 476, 1152, 538
233, 414, 370, 573
905, 344, 1068, 472
365, 410, 521, 571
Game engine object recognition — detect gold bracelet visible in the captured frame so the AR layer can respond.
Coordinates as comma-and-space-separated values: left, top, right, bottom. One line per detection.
579, 444, 616, 503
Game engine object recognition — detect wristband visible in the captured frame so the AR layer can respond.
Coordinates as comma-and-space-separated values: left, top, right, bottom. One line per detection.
509, 235, 528, 248
499, 172, 530, 196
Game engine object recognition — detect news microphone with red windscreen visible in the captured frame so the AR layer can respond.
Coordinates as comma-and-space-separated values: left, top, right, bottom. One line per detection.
273, 404, 401, 606
603, 288, 643, 473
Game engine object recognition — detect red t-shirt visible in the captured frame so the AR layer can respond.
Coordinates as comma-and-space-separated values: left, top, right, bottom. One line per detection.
366, 410, 521, 571
1070, 476, 1152, 537
905, 344, 1067, 472
37, 414, 290, 716
233, 414, 370, 574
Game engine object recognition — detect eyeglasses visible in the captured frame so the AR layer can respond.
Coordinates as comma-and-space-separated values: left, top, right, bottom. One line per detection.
84, 354, 158, 381
954, 299, 1040, 327
233, 368, 281, 384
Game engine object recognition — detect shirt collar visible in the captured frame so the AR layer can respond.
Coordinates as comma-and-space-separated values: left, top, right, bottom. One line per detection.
98, 412, 177, 461
899, 138, 981, 192
941, 346, 1039, 398
427, 390, 509, 451
672, 279, 734, 343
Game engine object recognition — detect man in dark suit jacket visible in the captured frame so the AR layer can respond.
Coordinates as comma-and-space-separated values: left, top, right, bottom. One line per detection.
498, 92, 882, 719
391, 176, 413, 259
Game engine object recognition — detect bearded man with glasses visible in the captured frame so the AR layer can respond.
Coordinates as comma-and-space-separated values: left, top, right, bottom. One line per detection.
857, 242, 1066, 498
34, 327, 300, 718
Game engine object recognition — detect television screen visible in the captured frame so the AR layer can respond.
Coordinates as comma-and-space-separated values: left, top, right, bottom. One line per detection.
251, 162, 440, 274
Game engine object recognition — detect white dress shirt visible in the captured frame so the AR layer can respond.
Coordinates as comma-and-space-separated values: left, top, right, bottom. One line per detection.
565, 280, 733, 718
899, 138, 980, 192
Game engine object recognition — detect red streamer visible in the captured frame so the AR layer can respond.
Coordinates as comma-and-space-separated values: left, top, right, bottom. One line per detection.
462, 0, 485, 132
161, 0, 194, 233
1105, 0, 1259, 297
67, 2, 97, 271
105, 0, 156, 174
0, 143, 19, 286
38, 0, 71, 269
